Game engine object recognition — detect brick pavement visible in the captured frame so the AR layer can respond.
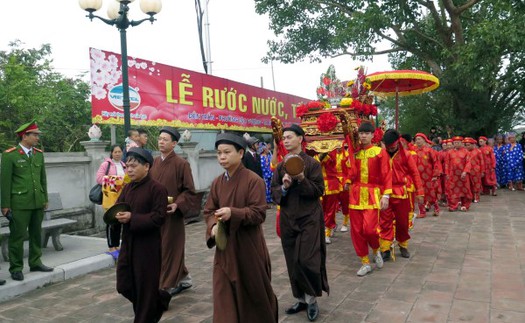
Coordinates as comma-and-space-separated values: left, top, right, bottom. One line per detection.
1, 190, 525, 322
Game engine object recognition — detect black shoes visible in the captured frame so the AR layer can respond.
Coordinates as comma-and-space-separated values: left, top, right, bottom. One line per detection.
381, 250, 391, 261
168, 283, 192, 296
285, 302, 307, 315
307, 302, 319, 321
30, 264, 54, 272
9, 265, 53, 281
285, 301, 319, 321
400, 247, 410, 258
0, 279, 6, 285
11, 271, 24, 281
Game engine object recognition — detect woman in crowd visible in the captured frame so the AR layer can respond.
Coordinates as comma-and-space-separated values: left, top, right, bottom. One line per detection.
259, 142, 273, 205
503, 132, 524, 190
96, 145, 128, 255
494, 134, 507, 188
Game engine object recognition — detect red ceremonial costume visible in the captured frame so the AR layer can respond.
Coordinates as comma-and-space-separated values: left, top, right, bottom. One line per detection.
348, 145, 392, 264
437, 149, 447, 202
406, 148, 418, 230
479, 138, 497, 195
445, 140, 473, 211
466, 139, 485, 202
439, 141, 451, 204
335, 149, 350, 229
414, 134, 441, 216
318, 150, 343, 237
319, 148, 350, 238
379, 148, 423, 253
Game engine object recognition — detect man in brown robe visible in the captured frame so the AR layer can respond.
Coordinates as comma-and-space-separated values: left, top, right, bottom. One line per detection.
204, 133, 278, 323
271, 124, 329, 322
150, 126, 196, 296
115, 148, 170, 323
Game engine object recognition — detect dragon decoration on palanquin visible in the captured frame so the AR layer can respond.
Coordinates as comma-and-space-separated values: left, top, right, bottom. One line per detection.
271, 65, 385, 159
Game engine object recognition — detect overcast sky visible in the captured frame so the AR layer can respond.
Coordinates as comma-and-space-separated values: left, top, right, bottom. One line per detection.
0, 0, 391, 100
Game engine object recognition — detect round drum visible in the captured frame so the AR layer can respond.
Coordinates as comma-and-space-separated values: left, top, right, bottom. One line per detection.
284, 154, 305, 176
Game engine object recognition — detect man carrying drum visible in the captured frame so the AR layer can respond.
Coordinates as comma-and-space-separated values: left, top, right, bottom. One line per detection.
271, 124, 329, 322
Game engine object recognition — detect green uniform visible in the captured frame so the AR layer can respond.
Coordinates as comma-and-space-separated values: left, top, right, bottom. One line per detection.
1, 145, 48, 273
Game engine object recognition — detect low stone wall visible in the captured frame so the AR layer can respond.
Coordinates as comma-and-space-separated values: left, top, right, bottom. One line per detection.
0, 141, 223, 234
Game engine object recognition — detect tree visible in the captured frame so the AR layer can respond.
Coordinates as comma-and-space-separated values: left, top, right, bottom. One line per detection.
0, 41, 92, 152
255, 0, 525, 135
38, 77, 92, 152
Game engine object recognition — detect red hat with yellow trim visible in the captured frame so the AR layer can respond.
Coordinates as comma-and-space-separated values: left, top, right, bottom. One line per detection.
452, 136, 464, 142
414, 132, 430, 142
463, 137, 476, 144
416, 133, 433, 145
479, 136, 488, 142
15, 119, 42, 137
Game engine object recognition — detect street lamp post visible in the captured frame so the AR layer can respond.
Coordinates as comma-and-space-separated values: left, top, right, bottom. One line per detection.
79, 0, 162, 134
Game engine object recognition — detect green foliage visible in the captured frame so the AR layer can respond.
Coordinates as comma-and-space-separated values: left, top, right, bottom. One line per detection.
255, 0, 525, 136
0, 41, 92, 152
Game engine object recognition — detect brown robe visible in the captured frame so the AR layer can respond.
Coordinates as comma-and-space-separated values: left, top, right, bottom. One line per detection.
204, 165, 278, 323
271, 151, 329, 299
116, 174, 168, 323
150, 152, 196, 289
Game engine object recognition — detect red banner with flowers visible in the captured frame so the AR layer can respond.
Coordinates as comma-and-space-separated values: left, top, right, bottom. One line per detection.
89, 48, 308, 132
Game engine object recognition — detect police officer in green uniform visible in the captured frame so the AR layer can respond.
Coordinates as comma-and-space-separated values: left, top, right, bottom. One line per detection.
1, 120, 54, 281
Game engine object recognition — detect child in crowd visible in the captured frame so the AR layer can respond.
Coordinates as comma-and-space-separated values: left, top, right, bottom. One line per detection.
125, 129, 140, 152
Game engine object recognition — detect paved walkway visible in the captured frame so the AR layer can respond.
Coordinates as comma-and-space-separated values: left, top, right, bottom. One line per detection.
1, 190, 525, 322
0, 234, 114, 302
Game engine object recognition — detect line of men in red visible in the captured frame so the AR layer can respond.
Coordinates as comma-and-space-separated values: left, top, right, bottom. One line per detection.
411, 133, 498, 215
319, 123, 497, 276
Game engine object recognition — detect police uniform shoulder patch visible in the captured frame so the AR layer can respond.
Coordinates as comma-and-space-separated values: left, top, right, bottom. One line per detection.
4, 147, 17, 153
34, 148, 43, 153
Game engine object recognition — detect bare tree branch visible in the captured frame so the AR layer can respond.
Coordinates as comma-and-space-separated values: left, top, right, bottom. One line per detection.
372, 48, 404, 55
442, 0, 457, 13
194, 0, 208, 74
456, 0, 481, 14
379, 27, 406, 48
329, 47, 403, 59
443, 0, 465, 44
423, 0, 454, 47
409, 27, 447, 49
314, 0, 354, 13
423, 58, 443, 77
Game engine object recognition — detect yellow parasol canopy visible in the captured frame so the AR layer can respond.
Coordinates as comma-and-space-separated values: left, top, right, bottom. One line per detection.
366, 70, 440, 129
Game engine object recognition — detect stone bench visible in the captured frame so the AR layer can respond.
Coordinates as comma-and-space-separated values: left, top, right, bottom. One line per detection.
0, 192, 77, 262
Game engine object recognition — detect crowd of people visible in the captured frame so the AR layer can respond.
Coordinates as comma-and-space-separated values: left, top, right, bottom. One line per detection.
3, 119, 525, 322
416, 130, 525, 192
494, 132, 525, 190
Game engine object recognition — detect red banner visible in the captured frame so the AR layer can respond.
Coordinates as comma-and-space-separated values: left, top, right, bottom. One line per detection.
89, 48, 307, 132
